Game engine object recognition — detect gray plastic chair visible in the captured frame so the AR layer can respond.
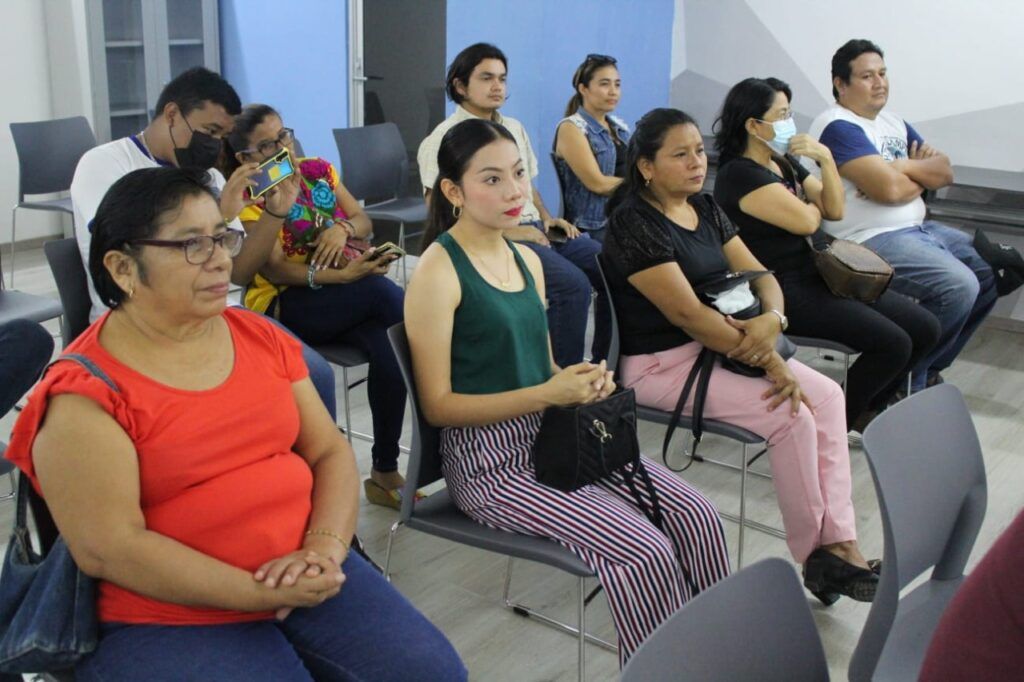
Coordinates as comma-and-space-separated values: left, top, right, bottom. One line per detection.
0, 246, 63, 331
386, 323, 613, 681
850, 384, 987, 681
333, 124, 427, 283
596, 256, 781, 568
8, 117, 96, 287
43, 238, 91, 347
312, 341, 372, 444
621, 558, 829, 682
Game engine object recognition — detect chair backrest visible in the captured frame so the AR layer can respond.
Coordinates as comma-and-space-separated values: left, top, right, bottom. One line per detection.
549, 151, 569, 220
594, 255, 622, 374
10, 116, 96, 200
387, 323, 444, 520
621, 558, 829, 682
44, 238, 91, 346
333, 123, 407, 204
850, 383, 987, 680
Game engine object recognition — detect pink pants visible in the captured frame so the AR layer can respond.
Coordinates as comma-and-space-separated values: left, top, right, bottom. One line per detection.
621, 343, 857, 563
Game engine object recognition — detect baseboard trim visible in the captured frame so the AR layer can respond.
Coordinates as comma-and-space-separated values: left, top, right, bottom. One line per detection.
0, 233, 65, 252
985, 316, 1024, 334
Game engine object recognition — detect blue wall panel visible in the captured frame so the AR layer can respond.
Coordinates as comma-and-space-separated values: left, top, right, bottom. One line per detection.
445, 0, 675, 213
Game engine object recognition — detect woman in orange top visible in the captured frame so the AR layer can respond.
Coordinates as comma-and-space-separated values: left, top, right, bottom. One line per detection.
222, 104, 412, 509
4, 167, 465, 681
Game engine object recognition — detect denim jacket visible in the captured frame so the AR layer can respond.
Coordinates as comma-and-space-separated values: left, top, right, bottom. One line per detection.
553, 108, 630, 231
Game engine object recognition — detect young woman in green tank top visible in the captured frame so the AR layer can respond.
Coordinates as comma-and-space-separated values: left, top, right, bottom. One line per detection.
404, 118, 731, 666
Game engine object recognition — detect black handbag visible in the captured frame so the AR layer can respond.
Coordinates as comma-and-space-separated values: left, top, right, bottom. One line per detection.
532, 389, 698, 594
661, 271, 795, 470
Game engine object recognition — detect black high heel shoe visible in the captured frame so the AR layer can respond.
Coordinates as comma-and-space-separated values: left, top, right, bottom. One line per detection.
802, 548, 879, 606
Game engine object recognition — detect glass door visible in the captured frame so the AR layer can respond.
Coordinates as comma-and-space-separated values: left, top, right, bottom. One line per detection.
101, 0, 156, 139
159, 0, 219, 82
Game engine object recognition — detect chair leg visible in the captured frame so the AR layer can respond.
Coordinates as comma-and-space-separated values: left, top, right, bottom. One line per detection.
842, 352, 851, 396
738, 443, 747, 569
398, 222, 409, 286
341, 366, 353, 443
502, 556, 515, 604
0, 471, 15, 502
383, 520, 402, 582
578, 576, 586, 682
8, 206, 17, 288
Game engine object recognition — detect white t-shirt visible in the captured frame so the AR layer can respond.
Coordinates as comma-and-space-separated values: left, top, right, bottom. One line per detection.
71, 136, 236, 320
808, 103, 927, 243
417, 105, 542, 222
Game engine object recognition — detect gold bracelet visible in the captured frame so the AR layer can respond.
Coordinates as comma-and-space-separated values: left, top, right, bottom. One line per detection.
304, 528, 350, 552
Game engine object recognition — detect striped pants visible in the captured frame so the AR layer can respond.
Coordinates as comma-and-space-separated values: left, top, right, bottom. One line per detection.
441, 413, 731, 665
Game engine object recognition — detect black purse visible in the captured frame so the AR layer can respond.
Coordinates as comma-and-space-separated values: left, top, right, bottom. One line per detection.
532, 389, 698, 594
661, 271, 795, 471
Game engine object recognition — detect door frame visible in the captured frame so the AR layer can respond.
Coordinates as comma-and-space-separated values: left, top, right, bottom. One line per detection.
347, 0, 365, 128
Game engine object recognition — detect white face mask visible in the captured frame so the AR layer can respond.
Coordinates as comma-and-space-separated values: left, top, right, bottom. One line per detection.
756, 117, 797, 155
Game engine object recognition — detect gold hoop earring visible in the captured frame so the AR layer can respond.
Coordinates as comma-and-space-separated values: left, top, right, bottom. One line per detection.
452, 205, 463, 219
127, 285, 135, 299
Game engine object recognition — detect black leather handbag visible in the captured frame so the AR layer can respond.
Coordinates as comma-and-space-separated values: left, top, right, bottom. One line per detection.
662, 271, 796, 471
532, 388, 699, 593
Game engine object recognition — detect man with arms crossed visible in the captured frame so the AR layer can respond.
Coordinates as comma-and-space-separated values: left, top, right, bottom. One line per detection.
810, 39, 997, 391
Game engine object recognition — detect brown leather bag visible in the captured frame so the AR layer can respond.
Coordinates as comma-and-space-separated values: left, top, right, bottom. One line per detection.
808, 234, 893, 303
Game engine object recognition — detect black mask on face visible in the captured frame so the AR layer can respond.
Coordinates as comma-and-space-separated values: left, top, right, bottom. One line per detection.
170, 113, 223, 169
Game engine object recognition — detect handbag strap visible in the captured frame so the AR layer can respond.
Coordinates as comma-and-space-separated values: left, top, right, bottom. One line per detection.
620, 458, 700, 595
12, 354, 120, 537
661, 346, 715, 472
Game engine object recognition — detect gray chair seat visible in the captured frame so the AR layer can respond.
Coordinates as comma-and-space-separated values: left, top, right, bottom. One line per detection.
314, 342, 370, 368
786, 335, 857, 356
636, 405, 763, 444
363, 197, 427, 224
407, 489, 593, 576
17, 196, 73, 214
0, 290, 63, 326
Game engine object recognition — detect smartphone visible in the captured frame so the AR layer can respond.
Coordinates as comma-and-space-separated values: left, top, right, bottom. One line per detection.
547, 224, 568, 243
368, 241, 407, 261
249, 148, 295, 199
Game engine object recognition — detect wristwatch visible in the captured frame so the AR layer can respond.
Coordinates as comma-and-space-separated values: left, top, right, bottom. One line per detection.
769, 308, 789, 331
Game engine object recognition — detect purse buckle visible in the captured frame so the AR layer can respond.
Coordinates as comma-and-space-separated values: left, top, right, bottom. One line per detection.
590, 419, 613, 443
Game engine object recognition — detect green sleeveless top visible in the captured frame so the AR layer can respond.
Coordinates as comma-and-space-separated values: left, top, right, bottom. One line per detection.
437, 231, 552, 394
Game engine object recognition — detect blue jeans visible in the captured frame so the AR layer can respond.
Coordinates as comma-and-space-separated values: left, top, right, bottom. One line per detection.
864, 222, 997, 390
520, 225, 610, 365
74, 552, 467, 682
262, 314, 338, 423
0, 319, 54, 417
279, 276, 406, 473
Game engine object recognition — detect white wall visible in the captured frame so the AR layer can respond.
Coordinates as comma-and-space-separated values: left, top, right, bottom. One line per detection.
0, 0, 62, 247
670, 0, 1024, 172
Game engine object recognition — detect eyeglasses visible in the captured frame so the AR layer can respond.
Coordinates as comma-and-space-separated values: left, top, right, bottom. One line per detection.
756, 112, 794, 123
585, 53, 617, 65
129, 229, 245, 265
243, 127, 295, 158
575, 54, 618, 87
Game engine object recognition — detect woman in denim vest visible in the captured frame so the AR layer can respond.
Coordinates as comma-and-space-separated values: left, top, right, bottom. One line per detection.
553, 54, 630, 242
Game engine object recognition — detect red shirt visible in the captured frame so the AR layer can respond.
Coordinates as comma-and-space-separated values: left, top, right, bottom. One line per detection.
5, 308, 313, 625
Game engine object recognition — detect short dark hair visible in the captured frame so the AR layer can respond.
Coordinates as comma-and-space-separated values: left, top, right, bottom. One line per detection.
154, 67, 242, 119
89, 167, 218, 309
446, 43, 508, 104
220, 103, 279, 178
713, 77, 792, 160
831, 39, 884, 100
422, 119, 518, 248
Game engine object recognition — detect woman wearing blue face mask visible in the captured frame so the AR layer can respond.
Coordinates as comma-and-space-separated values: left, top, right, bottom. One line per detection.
713, 77, 940, 433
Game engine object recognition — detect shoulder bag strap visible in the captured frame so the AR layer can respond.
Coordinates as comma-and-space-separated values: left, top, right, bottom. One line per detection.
661, 346, 715, 472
